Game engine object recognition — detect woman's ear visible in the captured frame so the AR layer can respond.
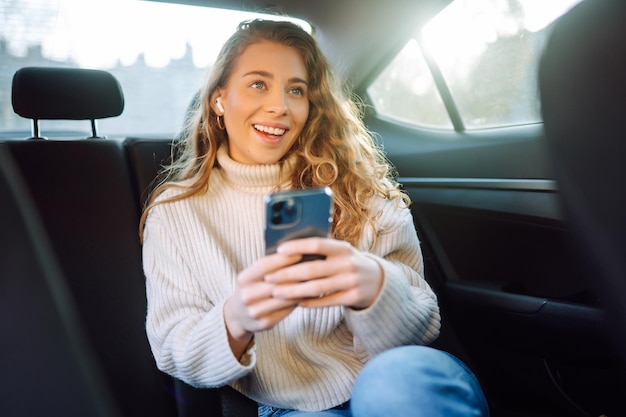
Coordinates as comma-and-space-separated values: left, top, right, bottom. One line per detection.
210, 89, 225, 114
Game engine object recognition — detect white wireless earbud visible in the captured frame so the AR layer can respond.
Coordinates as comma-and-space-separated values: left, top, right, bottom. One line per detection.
215, 98, 225, 113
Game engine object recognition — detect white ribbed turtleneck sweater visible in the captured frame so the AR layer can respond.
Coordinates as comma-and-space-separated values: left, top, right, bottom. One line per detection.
143, 146, 440, 411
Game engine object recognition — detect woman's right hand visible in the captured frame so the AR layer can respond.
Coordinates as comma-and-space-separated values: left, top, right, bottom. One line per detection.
223, 251, 303, 358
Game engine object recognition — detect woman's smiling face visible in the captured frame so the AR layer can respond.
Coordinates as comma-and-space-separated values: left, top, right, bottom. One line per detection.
215, 41, 310, 165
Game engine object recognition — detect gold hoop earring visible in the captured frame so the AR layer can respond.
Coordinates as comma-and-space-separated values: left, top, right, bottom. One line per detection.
216, 114, 225, 130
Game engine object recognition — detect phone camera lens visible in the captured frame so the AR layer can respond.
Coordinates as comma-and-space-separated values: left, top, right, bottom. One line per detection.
271, 209, 282, 226
283, 199, 296, 218
270, 198, 298, 226
271, 201, 286, 225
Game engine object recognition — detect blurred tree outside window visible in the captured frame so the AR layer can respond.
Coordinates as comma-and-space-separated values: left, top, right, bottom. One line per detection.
367, 0, 582, 131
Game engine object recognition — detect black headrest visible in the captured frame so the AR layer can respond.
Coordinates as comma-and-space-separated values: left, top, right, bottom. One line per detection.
12, 67, 124, 121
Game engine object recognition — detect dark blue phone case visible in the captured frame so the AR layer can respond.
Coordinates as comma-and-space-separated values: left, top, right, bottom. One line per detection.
264, 187, 333, 261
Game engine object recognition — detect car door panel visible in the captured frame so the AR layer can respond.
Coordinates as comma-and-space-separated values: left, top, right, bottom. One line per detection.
366, 116, 626, 416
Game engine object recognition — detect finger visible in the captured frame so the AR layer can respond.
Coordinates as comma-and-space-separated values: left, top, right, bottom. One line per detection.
247, 297, 298, 322
265, 250, 354, 284
272, 273, 355, 300
298, 290, 348, 308
264, 257, 327, 284
252, 304, 298, 332
238, 252, 302, 285
227, 290, 299, 334
238, 281, 275, 305
276, 237, 352, 258
297, 266, 383, 310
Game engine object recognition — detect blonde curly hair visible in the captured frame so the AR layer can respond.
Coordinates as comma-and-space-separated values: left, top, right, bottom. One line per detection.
140, 19, 409, 247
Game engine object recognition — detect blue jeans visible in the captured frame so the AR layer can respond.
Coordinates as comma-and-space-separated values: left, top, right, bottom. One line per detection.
258, 345, 490, 417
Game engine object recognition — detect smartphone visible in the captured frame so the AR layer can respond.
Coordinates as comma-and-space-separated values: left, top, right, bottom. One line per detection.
264, 187, 333, 262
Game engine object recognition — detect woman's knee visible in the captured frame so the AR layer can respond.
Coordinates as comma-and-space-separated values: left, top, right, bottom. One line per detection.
351, 345, 489, 417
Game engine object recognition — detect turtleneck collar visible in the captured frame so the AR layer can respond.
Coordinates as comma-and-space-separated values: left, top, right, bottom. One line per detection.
215, 144, 295, 191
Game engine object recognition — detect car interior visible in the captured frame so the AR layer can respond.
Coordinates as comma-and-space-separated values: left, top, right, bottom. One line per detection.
1, 0, 625, 416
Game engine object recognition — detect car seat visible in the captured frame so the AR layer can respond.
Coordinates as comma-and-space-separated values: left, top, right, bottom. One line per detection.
539, 0, 626, 370
0, 144, 122, 417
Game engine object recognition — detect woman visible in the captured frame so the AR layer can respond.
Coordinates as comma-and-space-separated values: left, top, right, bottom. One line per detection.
141, 19, 489, 417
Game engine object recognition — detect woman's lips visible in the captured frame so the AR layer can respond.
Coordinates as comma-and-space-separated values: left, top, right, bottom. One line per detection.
254, 124, 286, 136
253, 124, 288, 144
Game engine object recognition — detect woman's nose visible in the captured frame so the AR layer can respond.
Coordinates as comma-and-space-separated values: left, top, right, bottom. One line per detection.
264, 90, 289, 115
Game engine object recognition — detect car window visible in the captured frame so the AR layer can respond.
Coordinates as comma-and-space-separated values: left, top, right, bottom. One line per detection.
0, 0, 310, 138
366, 39, 453, 130
367, 0, 582, 131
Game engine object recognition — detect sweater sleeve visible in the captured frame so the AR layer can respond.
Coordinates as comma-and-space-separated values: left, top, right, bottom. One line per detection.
143, 204, 255, 388
344, 200, 441, 356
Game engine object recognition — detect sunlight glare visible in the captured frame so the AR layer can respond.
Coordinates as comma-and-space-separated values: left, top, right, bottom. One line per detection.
5, 0, 310, 69
421, 0, 581, 78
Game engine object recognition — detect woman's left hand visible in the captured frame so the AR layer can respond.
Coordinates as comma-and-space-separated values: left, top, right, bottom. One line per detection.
264, 237, 384, 310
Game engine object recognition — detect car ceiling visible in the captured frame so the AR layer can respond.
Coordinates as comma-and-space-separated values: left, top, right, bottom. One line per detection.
149, 0, 451, 89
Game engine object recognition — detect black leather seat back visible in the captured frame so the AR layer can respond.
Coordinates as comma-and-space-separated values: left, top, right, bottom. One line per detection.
124, 137, 176, 211
540, 0, 626, 366
0, 144, 121, 417
7, 139, 178, 417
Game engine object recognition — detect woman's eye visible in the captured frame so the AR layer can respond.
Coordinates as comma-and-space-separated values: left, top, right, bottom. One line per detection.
290, 87, 305, 96
251, 81, 265, 89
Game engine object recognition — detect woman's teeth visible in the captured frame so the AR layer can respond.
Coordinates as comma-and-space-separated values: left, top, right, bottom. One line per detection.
254, 124, 286, 136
